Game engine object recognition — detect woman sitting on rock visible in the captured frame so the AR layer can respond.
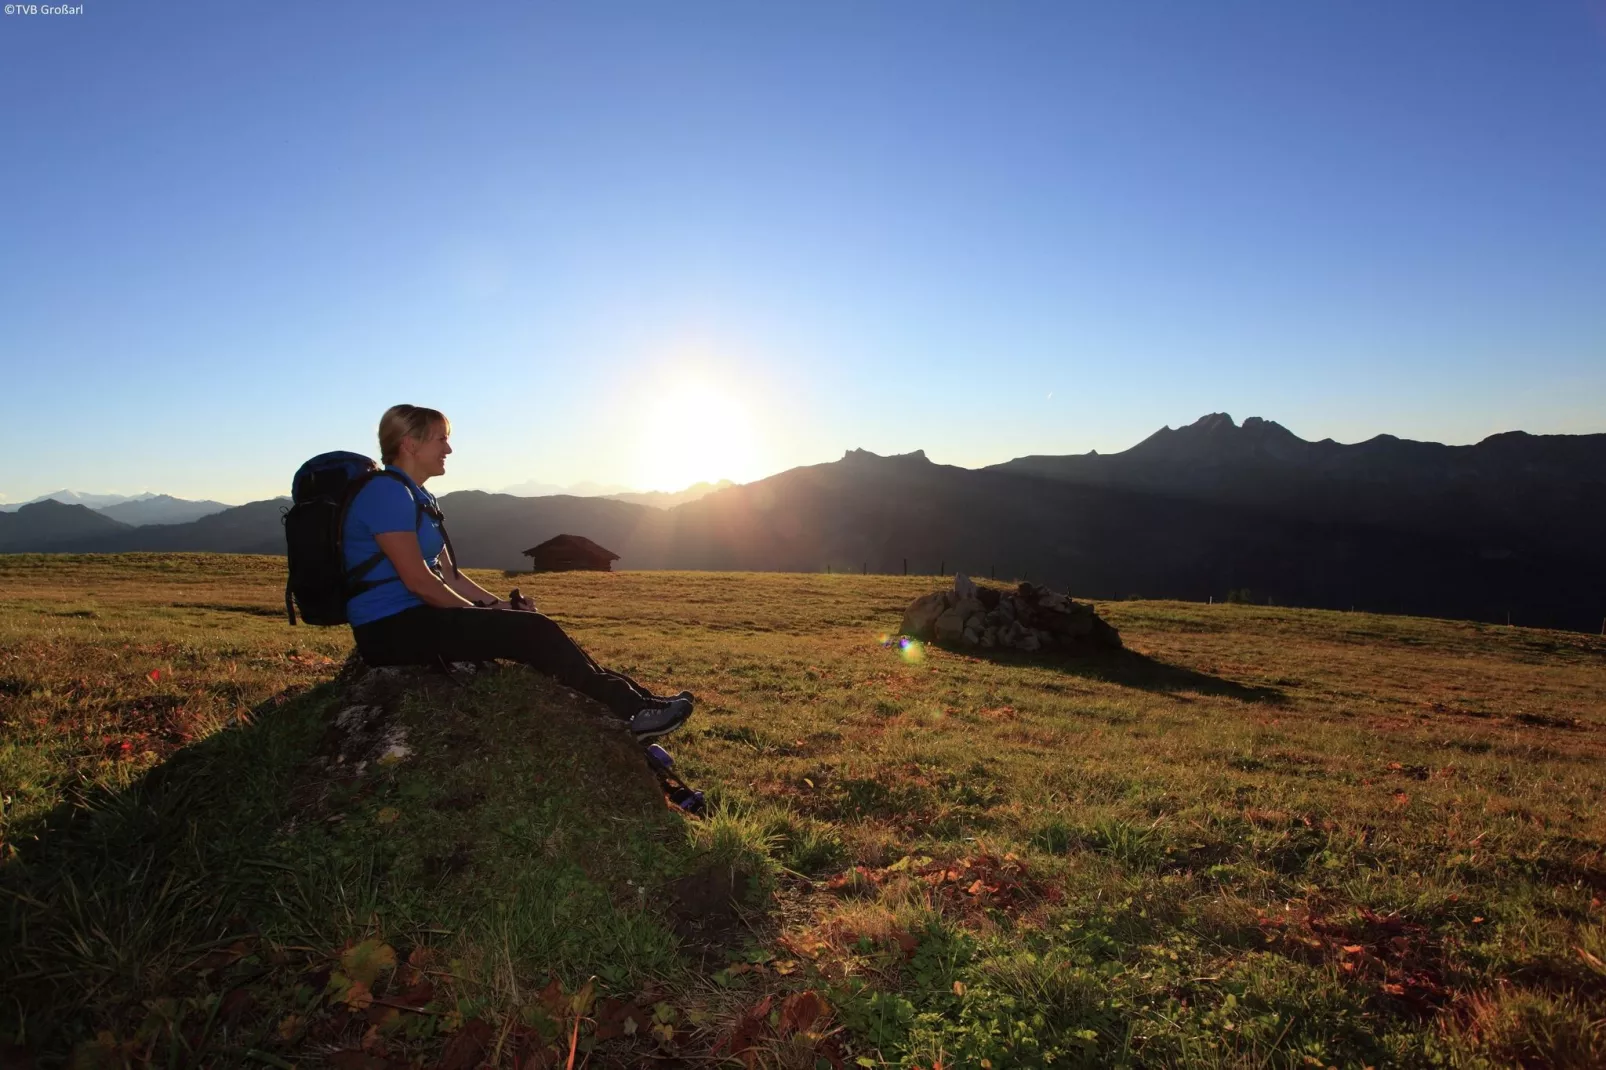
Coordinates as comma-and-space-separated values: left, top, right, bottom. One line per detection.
344, 404, 693, 740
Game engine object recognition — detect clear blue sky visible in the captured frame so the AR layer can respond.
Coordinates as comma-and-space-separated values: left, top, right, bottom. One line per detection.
3, 1, 1603, 503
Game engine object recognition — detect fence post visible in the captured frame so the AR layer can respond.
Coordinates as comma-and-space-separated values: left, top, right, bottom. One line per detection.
940, 560, 945, 576
862, 562, 866, 575
903, 558, 908, 576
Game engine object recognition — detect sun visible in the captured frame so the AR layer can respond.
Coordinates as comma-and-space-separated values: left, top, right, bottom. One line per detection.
633, 382, 760, 491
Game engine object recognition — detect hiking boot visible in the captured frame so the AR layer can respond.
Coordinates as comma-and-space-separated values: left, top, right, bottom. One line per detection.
628, 697, 693, 741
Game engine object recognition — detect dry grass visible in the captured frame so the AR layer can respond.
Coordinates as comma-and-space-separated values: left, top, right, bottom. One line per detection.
2, 553, 1604, 1067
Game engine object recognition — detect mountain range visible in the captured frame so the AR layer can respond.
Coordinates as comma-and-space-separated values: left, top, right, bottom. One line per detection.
3, 414, 1601, 632
0, 491, 230, 526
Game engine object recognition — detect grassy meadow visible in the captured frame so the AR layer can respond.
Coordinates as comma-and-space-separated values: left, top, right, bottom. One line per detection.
2, 553, 1604, 1068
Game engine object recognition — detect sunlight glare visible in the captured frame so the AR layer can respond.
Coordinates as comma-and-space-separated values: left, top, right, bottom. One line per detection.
634, 381, 761, 491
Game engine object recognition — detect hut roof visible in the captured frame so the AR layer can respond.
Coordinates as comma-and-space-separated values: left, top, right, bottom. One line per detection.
520, 534, 621, 560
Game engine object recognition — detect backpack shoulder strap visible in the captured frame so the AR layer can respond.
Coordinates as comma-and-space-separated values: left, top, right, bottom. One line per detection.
339, 470, 402, 597
374, 470, 462, 580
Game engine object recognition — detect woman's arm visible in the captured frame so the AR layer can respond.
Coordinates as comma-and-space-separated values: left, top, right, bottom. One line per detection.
437, 545, 504, 606
374, 531, 478, 608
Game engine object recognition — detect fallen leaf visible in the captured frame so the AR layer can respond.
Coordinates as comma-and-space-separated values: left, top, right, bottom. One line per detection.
219, 988, 254, 1021
568, 978, 595, 1017
593, 999, 648, 1041
719, 995, 775, 1067
536, 977, 567, 1018
394, 979, 434, 1010
437, 1018, 492, 1070
365, 1005, 401, 1030
343, 980, 374, 1011
341, 939, 397, 985
778, 990, 826, 1036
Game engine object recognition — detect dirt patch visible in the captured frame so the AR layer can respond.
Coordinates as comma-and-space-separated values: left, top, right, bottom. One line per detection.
665, 862, 763, 965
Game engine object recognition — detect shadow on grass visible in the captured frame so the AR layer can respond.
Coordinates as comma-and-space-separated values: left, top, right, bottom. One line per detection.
943, 644, 1287, 703
169, 600, 288, 617
0, 684, 337, 1063
1, 662, 706, 1066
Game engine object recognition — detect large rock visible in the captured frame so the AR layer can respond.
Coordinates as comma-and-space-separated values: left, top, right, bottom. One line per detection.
900, 591, 950, 639
899, 577, 1122, 653
934, 607, 967, 644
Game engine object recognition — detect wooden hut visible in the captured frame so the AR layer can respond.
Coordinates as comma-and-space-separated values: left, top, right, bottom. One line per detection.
521, 534, 621, 573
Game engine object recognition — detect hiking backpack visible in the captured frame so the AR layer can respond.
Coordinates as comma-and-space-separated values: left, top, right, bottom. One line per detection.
282, 451, 459, 626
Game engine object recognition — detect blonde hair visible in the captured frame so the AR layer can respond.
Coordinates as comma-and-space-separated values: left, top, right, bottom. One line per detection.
378, 405, 450, 464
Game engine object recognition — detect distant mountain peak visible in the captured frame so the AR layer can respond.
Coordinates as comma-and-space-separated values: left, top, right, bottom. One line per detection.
1130, 413, 1306, 460
20, 498, 85, 514
842, 448, 929, 463
1189, 412, 1238, 433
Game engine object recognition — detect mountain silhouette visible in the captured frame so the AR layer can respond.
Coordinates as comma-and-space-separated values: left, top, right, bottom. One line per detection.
991, 413, 1606, 559
8, 417, 1603, 631
95, 494, 230, 527
0, 499, 131, 549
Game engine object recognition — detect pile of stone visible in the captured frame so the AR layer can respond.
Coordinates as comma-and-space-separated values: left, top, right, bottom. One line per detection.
900, 574, 1122, 653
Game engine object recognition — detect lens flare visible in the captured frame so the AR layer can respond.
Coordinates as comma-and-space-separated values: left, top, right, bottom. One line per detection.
879, 633, 925, 662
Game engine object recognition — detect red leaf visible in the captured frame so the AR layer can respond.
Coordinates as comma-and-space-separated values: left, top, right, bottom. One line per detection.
536, 977, 567, 1018
436, 1019, 492, 1070
593, 998, 646, 1041
778, 990, 827, 1036
147, 669, 161, 683
719, 995, 775, 1062
394, 980, 435, 1010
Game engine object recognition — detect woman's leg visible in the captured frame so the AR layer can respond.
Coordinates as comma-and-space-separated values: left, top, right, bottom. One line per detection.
354, 606, 650, 720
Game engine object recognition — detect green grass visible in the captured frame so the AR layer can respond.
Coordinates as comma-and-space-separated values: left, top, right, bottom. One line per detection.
2, 553, 1605, 1067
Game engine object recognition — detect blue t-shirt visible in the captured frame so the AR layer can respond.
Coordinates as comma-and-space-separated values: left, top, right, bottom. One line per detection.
342, 466, 445, 627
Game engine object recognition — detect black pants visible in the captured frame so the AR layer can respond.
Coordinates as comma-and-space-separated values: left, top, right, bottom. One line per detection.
352, 605, 655, 720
